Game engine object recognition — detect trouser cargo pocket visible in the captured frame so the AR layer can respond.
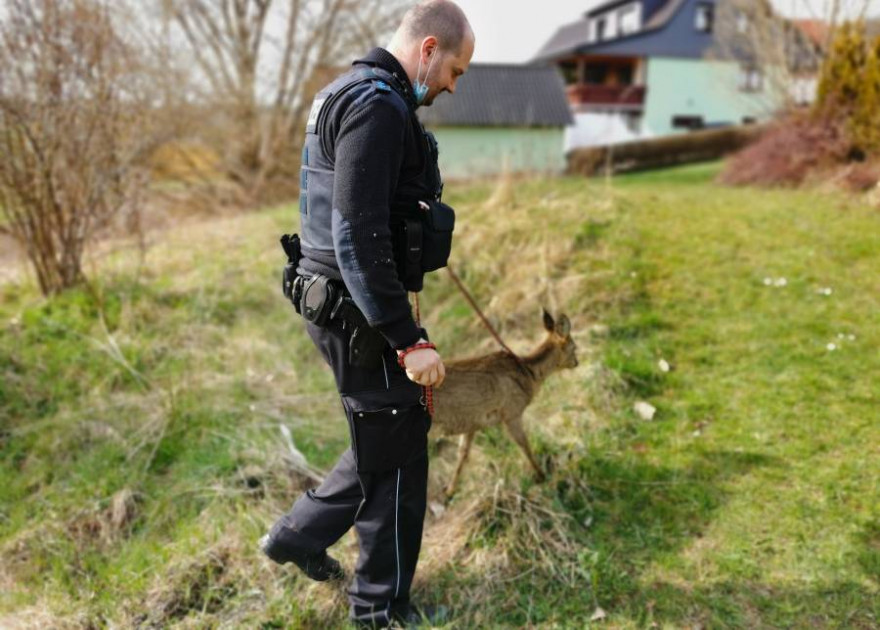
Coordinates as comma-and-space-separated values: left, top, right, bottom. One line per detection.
342, 397, 429, 473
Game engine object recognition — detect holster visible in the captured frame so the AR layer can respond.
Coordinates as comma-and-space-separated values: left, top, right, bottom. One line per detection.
280, 233, 304, 314
331, 296, 387, 369
281, 231, 388, 369
291, 272, 387, 369
300, 274, 338, 327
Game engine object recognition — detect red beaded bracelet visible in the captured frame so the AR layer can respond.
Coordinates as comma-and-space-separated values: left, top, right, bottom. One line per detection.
396, 341, 437, 369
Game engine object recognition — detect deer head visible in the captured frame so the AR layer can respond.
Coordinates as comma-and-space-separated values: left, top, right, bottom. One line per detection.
542, 308, 579, 369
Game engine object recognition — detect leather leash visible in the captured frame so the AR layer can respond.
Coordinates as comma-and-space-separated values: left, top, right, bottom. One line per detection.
408, 265, 534, 383
445, 265, 534, 379
409, 291, 435, 416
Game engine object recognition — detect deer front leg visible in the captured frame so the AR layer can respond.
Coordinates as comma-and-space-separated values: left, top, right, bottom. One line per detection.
503, 415, 546, 483
444, 431, 476, 500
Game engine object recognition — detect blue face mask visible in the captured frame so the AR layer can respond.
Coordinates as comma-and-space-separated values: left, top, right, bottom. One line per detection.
413, 50, 437, 105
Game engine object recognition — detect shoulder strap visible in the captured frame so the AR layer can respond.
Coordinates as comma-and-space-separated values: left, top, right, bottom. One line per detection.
316, 66, 414, 162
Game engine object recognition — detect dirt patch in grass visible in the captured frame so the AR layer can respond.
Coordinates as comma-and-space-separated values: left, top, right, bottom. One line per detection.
67, 488, 143, 545
136, 540, 240, 628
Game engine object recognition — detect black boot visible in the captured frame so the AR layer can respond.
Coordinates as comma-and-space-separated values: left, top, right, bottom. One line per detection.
391, 603, 450, 628
351, 603, 450, 629
258, 527, 345, 582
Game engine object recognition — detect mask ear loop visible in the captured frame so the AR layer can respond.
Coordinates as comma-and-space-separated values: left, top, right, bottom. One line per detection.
416, 51, 424, 83
414, 45, 438, 103
419, 48, 437, 83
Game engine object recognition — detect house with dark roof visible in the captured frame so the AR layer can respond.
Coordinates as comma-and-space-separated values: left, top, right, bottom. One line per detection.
789, 19, 830, 106
417, 64, 573, 178
533, 0, 800, 147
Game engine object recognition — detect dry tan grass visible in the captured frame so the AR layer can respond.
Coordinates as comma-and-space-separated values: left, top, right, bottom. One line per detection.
429, 173, 620, 353
1, 170, 630, 627
0, 605, 99, 630
66, 488, 142, 546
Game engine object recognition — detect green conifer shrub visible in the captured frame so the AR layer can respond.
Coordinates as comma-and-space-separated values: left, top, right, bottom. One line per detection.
815, 22, 880, 159
850, 35, 880, 155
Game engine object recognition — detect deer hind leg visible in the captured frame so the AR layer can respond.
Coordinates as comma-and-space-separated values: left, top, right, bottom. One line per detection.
444, 431, 476, 501
503, 415, 546, 483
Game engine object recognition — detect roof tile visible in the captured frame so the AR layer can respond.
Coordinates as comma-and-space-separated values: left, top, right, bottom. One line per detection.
417, 64, 573, 128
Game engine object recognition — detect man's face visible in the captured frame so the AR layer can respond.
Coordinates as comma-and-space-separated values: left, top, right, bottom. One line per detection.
422, 33, 474, 107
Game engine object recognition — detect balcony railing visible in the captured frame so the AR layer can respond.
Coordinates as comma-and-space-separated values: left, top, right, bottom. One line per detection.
567, 84, 646, 107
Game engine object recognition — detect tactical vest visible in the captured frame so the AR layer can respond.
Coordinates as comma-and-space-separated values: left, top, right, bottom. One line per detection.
298, 64, 452, 293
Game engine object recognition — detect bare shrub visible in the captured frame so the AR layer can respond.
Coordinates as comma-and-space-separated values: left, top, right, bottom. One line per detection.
0, 0, 169, 295
718, 113, 851, 186
720, 18, 880, 189
159, 0, 410, 206
709, 0, 823, 112
840, 161, 880, 192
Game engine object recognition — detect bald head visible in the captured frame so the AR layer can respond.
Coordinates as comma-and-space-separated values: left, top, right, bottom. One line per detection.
387, 0, 474, 107
395, 0, 473, 55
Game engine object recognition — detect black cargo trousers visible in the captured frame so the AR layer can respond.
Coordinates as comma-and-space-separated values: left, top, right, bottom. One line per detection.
270, 307, 432, 626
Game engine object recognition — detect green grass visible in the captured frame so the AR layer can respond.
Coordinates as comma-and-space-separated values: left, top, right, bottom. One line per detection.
1, 162, 878, 628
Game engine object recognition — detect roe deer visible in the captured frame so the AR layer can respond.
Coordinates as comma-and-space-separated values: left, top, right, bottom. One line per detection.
431, 309, 579, 498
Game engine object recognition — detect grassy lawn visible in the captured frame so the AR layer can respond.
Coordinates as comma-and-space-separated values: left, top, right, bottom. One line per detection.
1, 162, 878, 628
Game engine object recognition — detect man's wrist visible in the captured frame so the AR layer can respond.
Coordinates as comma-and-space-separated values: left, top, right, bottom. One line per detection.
396, 337, 428, 355
396, 340, 437, 369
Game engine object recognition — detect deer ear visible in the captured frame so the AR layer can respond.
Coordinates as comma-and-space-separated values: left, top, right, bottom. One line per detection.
556, 314, 571, 337
542, 308, 555, 332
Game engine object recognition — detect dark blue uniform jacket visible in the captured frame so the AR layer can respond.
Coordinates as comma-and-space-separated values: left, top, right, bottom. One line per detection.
297, 47, 439, 351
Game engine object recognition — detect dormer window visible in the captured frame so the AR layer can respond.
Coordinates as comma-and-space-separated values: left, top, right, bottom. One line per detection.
619, 4, 640, 35
736, 10, 749, 33
738, 65, 763, 92
588, 3, 637, 42
695, 3, 714, 33
596, 16, 608, 41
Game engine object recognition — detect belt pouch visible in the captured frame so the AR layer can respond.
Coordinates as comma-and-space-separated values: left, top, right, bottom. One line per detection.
300, 275, 336, 326
420, 200, 455, 272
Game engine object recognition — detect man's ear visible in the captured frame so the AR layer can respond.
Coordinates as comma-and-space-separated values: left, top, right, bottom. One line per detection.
542, 308, 555, 332
422, 35, 438, 60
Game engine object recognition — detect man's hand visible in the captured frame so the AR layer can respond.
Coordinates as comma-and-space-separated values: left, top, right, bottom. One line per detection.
398, 338, 445, 388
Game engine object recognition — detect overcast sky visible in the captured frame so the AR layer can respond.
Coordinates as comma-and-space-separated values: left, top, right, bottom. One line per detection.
453, 0, 880, 63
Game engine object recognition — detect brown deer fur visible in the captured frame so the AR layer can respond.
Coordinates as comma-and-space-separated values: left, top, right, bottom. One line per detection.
430, 310, 579, 498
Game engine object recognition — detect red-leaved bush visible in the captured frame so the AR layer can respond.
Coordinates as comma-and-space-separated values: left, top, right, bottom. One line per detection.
718, 113, 852, 187
720, 21, 880, 190
841, 161, 880, 192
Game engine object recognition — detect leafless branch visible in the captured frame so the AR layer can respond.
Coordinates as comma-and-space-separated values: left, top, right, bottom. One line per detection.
160, 0, 411, 205
0, 0, 171, 295
708, 0, 829, 113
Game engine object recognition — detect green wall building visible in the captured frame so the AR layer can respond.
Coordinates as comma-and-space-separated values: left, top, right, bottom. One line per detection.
417, 64, 573, 179
533, 0, 816, 148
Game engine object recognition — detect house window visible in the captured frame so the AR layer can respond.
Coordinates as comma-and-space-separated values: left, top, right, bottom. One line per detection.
596, 17, 608, 41
615, 65, 634, 85
672, 115, 705, 130
695, 3, 714, 33
738, 66, 763, 92
619, 5, 640, 35
585, 64, 608, 84
558, 61, 579, 85
624, 112, 642, 134
736, 10, 749, 33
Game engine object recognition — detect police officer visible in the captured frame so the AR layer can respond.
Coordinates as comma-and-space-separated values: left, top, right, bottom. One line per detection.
260, 1, 474, 627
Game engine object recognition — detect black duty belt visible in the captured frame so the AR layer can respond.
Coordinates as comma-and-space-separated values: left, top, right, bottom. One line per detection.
295, 273, 387, 368
281, 233, 386, 368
